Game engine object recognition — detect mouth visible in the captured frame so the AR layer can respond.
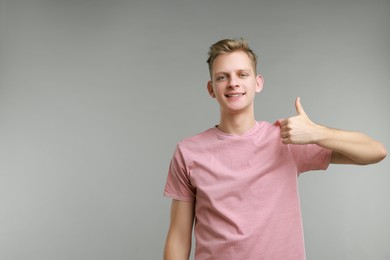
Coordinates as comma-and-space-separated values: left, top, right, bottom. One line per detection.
225, 93, 245, 98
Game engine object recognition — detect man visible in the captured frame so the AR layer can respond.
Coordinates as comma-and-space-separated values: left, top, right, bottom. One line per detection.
163, 38, 386, 260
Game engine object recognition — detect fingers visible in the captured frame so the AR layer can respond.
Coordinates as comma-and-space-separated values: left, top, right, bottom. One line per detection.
280, 130, 291, 144
295, 97, 306, 116
279, 97, 310, 145
280, 130, 290, 139
279, 120, 291, 143
281, 138, 290, 145
279, 119, 287, 127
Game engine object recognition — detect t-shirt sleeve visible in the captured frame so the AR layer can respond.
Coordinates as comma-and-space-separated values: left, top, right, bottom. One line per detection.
288, 143, 332, 175
163, 144, 196, 201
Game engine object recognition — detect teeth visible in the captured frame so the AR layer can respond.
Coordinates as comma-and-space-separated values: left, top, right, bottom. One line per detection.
226, 93, 244, 97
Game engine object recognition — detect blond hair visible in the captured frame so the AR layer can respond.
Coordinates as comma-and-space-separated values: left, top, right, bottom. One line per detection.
206, 38, 258, 78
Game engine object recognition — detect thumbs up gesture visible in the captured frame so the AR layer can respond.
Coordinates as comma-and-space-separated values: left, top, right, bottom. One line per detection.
280, 97, 320, 145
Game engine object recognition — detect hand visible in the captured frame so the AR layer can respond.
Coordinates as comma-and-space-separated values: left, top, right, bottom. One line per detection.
280, 97, 320, 145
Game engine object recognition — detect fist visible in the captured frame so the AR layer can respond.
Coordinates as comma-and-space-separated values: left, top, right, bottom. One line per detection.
280, 97, 318, 145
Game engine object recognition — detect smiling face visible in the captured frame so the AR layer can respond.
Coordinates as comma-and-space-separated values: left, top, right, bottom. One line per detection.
207, 50, 264, 115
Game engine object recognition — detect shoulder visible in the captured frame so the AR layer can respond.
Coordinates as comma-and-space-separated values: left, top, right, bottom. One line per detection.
176, 127, 215, 152
255, 120, 282, 138
169, 128, 216, 168
260, 120, 279, 129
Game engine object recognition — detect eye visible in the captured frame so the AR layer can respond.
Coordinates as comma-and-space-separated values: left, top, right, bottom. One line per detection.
239, 72, 249, 78
216, 75, 227, 81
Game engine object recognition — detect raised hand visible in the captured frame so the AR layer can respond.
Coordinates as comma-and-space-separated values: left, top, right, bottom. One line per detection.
280, 97, 320, 145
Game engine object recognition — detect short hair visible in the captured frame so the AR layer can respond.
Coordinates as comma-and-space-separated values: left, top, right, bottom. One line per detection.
206, 38, 258, 78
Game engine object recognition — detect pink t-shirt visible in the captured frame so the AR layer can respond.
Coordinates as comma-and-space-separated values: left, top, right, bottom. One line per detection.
164, 121, 332, 260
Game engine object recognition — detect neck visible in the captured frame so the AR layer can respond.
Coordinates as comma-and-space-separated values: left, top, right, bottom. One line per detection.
217, 110, 257, 135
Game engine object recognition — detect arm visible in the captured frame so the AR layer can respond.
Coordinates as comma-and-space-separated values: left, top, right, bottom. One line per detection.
280, 97, 387, 165
164, 199, 195, 260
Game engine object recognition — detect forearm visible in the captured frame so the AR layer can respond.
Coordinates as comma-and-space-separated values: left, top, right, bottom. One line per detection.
164, 200, 194, 260
281, 97, 387, 165
164, 232, 192, 260
315, 125, 387, 165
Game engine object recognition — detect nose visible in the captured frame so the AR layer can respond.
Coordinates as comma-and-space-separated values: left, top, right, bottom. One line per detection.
228, 75, 239, 88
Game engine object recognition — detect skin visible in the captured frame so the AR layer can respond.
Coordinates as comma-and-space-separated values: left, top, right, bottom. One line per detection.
164, 200, 194, 260
280, 96, 387, 164
164, 50, 387, 260
207, 51, 264, 135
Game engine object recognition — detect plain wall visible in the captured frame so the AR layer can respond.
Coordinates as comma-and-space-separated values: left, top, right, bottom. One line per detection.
0, 0, 389, 259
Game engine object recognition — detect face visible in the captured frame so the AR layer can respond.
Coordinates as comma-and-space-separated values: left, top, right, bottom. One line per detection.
207, 51, 264, 114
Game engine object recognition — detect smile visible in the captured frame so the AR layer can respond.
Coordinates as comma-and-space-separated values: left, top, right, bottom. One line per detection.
225, 93, 245, 98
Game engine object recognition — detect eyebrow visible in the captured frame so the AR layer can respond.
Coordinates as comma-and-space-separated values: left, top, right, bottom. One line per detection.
214, 68, 252, 75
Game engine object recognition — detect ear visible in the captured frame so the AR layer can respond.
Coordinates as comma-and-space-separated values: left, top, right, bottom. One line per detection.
255, 74, 264, 93
207, 81, 216, 98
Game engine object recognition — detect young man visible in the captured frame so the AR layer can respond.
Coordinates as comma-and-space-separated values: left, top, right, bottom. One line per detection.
163, 38, 386, 260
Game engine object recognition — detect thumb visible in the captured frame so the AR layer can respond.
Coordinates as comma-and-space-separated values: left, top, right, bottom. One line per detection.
295, 97, 306, 115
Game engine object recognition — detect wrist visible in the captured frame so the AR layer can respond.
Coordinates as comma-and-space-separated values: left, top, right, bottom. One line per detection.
313, 124, 331, 145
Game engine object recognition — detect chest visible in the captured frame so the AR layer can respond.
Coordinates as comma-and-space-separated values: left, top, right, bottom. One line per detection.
188, 140, 298, 204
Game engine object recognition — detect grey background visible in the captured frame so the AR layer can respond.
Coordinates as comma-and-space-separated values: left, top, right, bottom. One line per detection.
0, 0, 389, 259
